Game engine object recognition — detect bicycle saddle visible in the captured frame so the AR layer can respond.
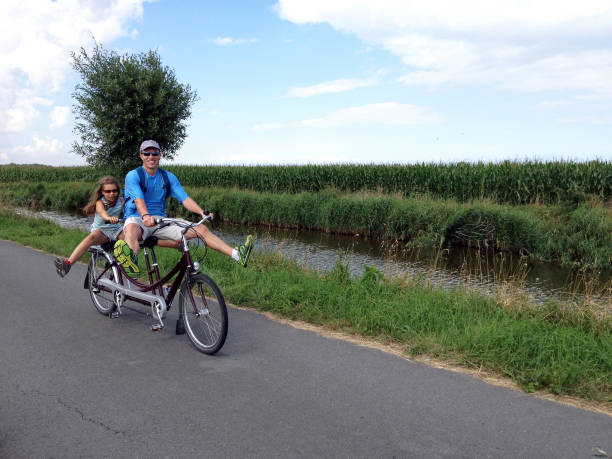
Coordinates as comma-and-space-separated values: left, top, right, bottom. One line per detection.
101, 241, 115, 252
140, 236, 159, 248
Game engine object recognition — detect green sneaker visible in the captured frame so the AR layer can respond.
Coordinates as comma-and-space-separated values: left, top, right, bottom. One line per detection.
113, 240, 139, 278
236, 235, 253, 268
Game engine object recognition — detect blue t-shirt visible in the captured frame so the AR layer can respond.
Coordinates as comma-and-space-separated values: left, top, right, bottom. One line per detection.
123, 167, 189, 219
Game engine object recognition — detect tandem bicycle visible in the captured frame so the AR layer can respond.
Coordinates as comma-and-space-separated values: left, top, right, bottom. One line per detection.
84, 215, 228, 354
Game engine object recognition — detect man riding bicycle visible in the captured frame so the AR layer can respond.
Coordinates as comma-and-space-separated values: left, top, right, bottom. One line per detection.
114, 139, 253, 278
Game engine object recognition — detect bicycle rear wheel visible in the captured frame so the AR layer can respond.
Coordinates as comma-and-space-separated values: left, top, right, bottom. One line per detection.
88, 250, 118, 315
179, 273, 228, 354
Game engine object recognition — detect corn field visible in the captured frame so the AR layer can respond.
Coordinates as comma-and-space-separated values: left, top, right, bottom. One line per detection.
1, 160, 609, 204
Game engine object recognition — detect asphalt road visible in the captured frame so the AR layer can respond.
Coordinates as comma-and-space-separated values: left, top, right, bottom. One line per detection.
1, 239, 611, 458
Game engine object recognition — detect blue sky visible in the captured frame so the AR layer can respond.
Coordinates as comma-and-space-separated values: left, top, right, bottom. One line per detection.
1, 0, 611, 166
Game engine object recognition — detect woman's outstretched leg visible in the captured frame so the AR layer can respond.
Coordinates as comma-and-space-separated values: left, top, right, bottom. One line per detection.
54, 230, 109, 278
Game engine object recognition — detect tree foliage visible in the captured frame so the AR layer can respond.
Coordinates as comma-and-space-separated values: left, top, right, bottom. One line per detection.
71, 43, 198, 174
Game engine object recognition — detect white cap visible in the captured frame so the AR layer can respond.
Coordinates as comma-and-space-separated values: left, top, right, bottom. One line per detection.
140, 139, 160, 151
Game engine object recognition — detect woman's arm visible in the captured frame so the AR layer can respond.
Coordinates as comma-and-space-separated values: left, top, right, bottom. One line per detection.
95, 200, 119, 223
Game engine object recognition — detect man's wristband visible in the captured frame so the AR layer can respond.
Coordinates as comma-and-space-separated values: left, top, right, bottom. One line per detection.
141, 214, 150, 218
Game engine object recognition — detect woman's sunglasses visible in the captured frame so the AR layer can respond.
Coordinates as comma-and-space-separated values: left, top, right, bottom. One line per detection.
102, 189, 119, 193
142, 151, 160, 157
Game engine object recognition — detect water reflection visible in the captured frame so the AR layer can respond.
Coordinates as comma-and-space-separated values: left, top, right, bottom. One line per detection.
216, 222, 611, 306
15, 208, 611, 307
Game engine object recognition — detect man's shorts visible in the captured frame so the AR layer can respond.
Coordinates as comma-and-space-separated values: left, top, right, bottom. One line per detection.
124, 216, 191, 241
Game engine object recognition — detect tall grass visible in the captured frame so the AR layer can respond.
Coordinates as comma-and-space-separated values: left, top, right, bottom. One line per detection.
0, 182, 93, 213
2, 181, 611, 269
0, 165, 104, 182
171, 187, 612, 270
2, 160, 610, 204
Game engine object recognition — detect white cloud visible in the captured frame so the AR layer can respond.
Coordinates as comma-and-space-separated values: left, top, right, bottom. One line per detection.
0, 0, 146, 136
49, 106, 71, 128
286, 75, 380, 98
0, 87, 52, 133
252, 122, 289, 131
301, 102, 442, 127
213, 37, 258, 46
4, 135, 86, 165
2, 136, 67, 164
557, 114, 612, 125
275, 1, 612, 96
15, 136, 64, 155
225, 152, 349, 165
534, 99, 571, 110
252, 102, 442, 130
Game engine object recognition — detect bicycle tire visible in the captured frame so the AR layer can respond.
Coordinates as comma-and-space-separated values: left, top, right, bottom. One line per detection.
179, 273, 228, 354
88, 251, 118, 315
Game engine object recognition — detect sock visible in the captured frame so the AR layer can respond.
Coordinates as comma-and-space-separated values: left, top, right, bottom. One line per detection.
65, 260, 72, 265
231, 248, 240, 261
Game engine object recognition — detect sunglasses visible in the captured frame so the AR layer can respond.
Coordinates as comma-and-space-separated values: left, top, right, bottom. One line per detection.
103, 189, 119, 193
142, 151, 160, 157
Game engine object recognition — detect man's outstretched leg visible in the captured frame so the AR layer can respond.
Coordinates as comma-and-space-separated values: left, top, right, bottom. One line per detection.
191, 225, 253, 267
235, 235, 254, 267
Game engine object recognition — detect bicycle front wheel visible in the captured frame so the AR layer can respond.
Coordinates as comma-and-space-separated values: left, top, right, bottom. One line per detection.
88, 251, 118, 315
179, 273, 228, 354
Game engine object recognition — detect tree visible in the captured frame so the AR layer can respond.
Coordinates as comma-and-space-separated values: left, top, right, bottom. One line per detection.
71, 43, 198, 174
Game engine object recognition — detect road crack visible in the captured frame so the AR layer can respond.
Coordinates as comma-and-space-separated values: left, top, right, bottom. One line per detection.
20, 387, 124, 435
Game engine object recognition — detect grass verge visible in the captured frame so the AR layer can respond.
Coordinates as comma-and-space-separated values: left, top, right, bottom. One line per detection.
1, 207, 611, 406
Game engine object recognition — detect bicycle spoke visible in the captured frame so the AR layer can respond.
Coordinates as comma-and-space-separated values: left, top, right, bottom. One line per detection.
88, 251, 117, 315
179, 273, 227, 354
188, 311, 222, 340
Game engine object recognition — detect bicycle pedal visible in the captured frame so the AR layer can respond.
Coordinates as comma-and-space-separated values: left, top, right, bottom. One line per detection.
110, 311, 120, 319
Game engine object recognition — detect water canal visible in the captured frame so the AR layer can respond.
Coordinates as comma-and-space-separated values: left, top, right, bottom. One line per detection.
17, 208, 611, 308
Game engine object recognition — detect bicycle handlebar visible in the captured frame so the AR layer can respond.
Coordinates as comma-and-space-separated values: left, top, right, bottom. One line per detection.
103, 212, 212, 226
154, 213, 212, 228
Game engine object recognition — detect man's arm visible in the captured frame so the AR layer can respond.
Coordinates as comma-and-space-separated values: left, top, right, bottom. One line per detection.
181, 197, 209, 219
134, 198, 155, 227
168, 171, 209, 220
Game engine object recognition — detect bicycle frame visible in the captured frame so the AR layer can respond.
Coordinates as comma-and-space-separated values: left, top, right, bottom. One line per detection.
88, 217, 210, 328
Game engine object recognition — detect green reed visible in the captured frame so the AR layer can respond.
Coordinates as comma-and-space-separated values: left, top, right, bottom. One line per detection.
1, 181, 610, 269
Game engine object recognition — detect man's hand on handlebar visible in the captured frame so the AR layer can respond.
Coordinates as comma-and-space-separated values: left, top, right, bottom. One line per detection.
143, 214, 156, 227
201, 210, 214, 221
